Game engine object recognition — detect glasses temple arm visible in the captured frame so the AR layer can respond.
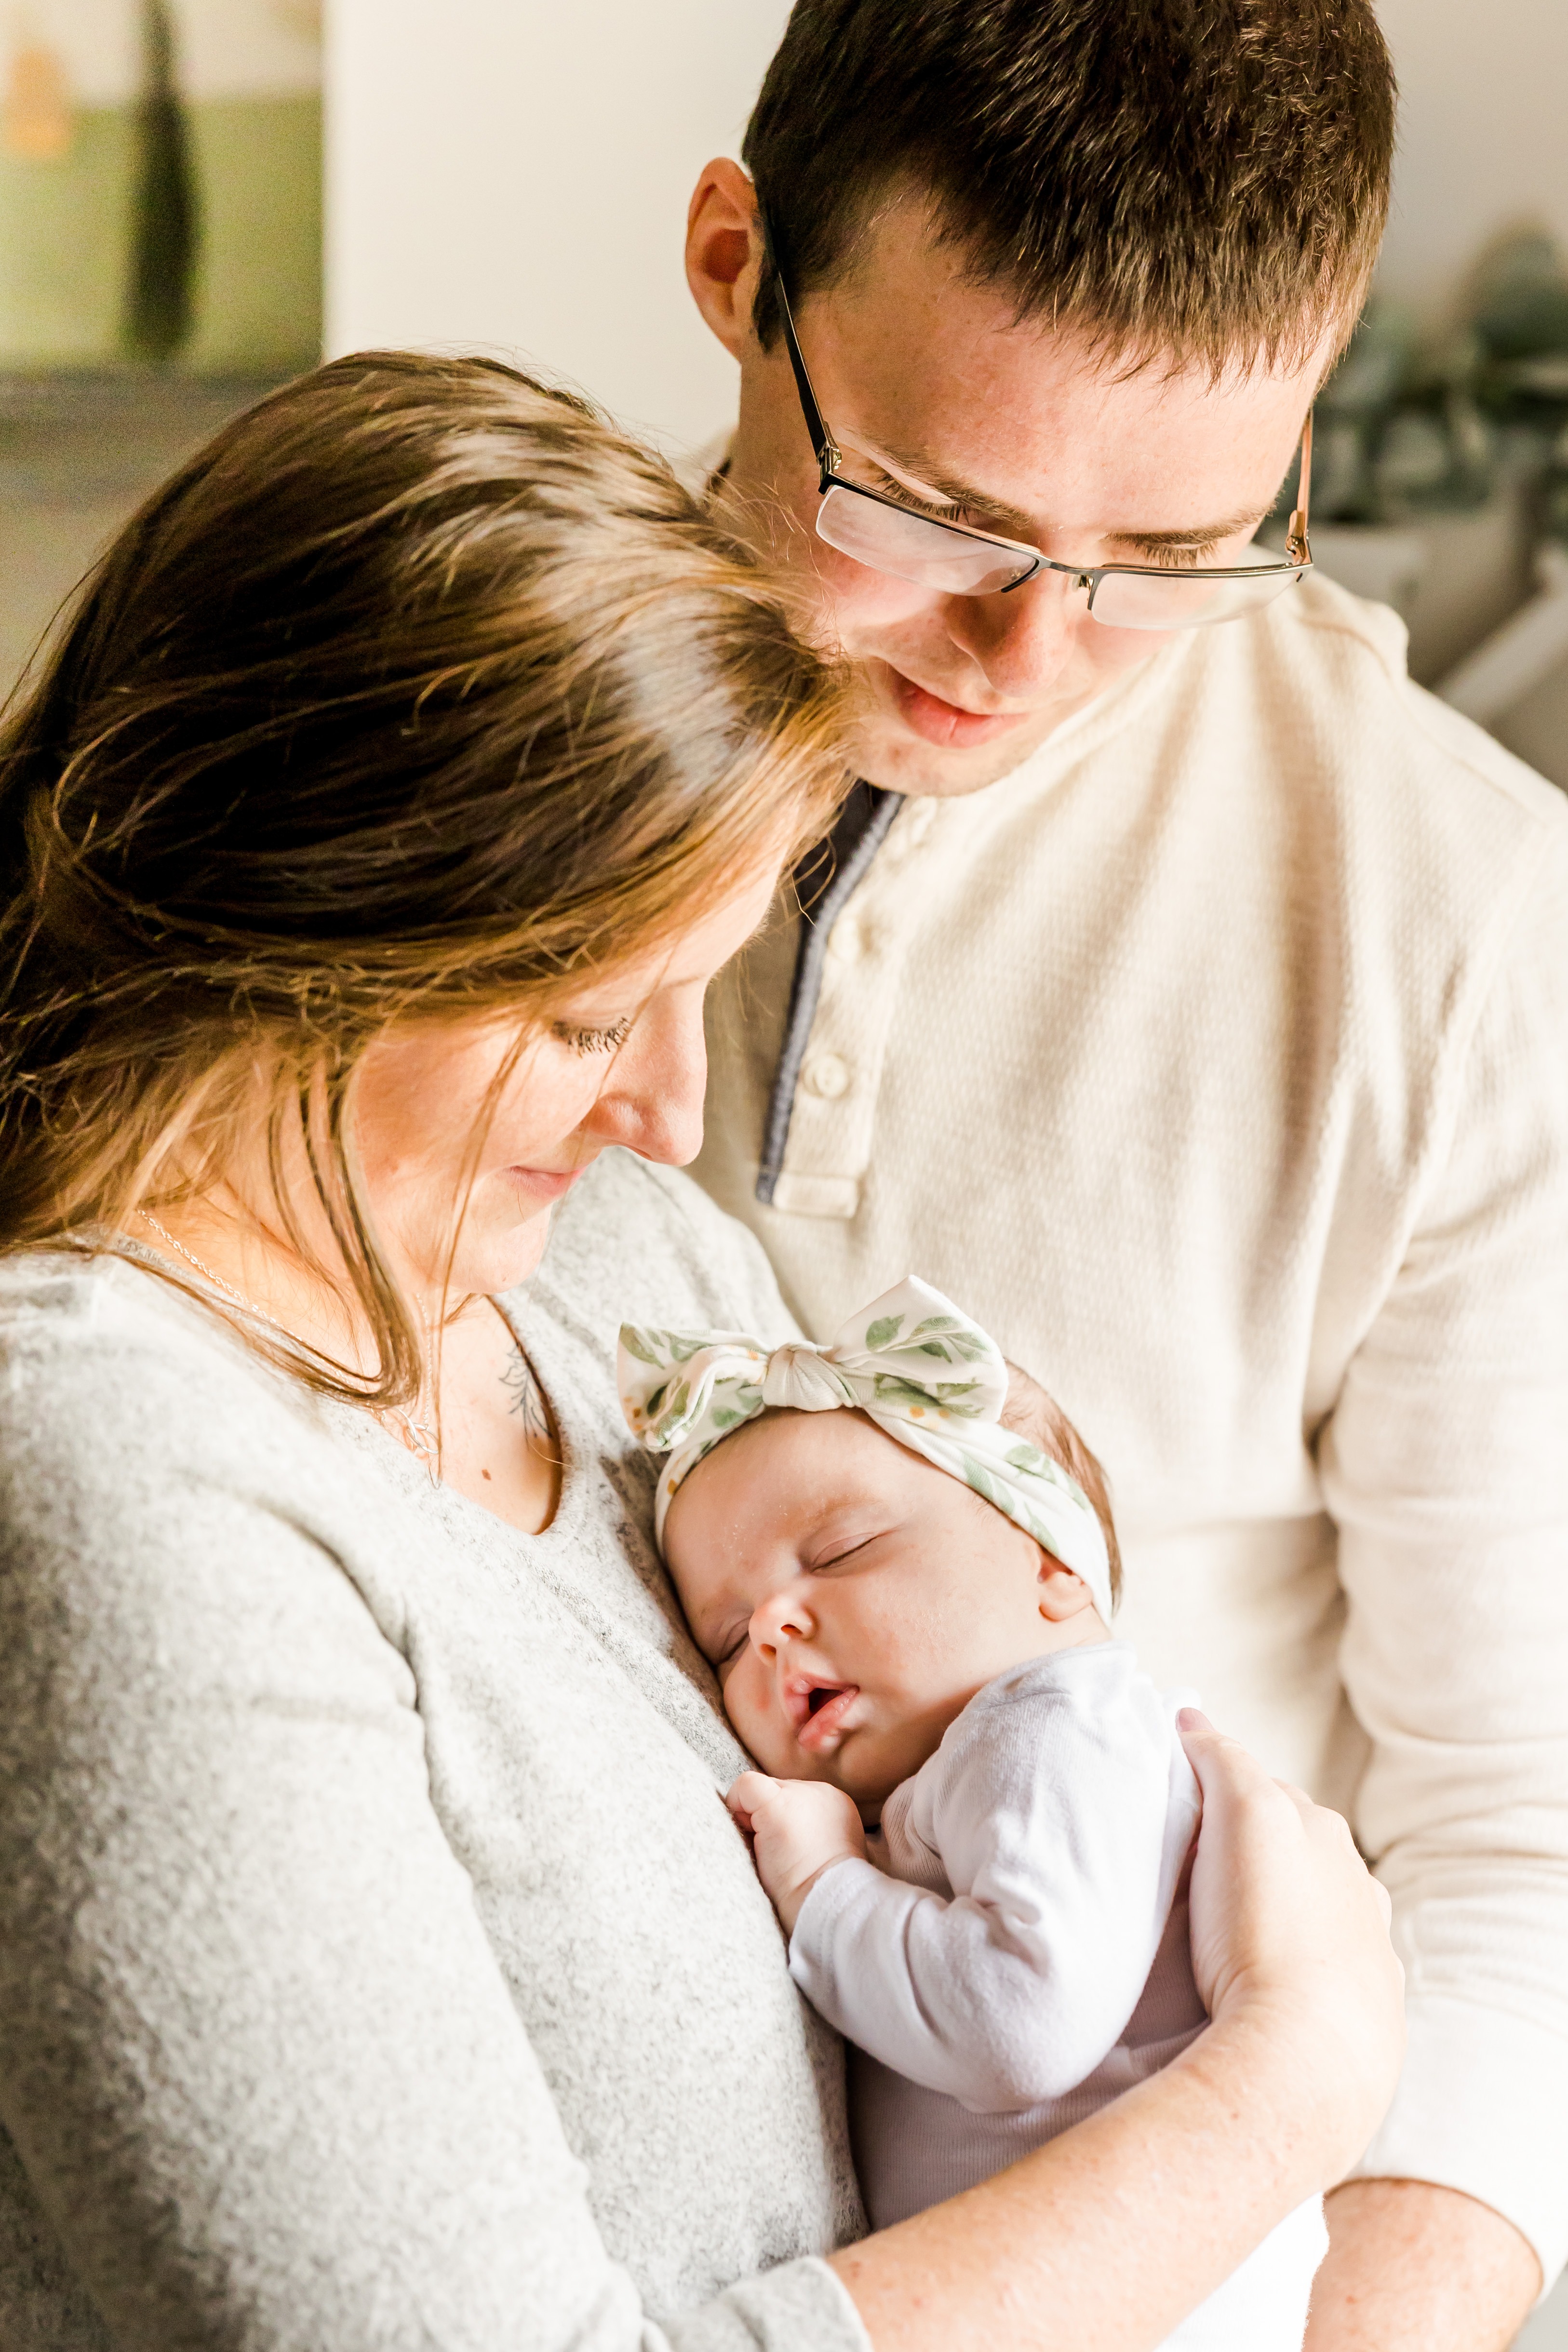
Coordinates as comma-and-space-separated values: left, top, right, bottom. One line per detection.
1287, 411, 1313, 563
756, 202, 838, 475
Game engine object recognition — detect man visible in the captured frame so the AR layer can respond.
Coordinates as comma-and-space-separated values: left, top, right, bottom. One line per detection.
682, 4, 1568, 2347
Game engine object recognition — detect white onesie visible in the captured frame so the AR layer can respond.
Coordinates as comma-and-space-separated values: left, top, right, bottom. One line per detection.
789, 1644, 1328, 2352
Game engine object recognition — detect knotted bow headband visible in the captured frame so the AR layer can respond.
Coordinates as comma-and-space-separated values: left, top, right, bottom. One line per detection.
617, 1275, 1113, 1622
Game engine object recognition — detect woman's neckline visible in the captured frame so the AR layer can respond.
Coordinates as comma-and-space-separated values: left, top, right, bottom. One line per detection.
102, 1234, 588, 1552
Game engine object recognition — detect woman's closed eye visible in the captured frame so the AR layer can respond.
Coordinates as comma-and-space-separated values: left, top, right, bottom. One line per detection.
550, 1015, 631, 1056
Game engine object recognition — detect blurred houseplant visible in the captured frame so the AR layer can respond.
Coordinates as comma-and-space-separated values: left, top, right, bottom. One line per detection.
124, 0, 198, 365
1269, 230, 1568, 682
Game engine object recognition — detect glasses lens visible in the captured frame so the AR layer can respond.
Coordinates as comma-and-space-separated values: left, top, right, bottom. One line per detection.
1088, 559, 1304, 632
816, 482, 1034, 595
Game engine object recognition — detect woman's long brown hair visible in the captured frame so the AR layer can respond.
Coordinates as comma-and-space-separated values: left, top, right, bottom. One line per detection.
0, 352, 847, 1406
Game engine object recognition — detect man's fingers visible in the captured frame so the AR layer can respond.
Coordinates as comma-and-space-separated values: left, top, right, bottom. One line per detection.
1178, 1709, 1274, 1805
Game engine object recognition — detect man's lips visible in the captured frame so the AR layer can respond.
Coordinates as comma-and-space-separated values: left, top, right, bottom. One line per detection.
885, 664, 1032, 749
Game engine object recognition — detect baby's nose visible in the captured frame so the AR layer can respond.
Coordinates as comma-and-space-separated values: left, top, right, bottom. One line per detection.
752, 1589, 815, 1652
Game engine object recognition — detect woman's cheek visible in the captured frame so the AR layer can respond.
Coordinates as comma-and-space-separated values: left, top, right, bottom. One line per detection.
489, 1046, 604, 1167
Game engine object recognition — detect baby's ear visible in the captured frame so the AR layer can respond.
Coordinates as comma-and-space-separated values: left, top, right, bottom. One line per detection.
1036, 1556, 1095, 1621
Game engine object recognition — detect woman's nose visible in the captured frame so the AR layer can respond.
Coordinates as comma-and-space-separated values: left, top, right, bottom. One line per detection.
942, 566, 1086, 698
583, 994, 708, 1167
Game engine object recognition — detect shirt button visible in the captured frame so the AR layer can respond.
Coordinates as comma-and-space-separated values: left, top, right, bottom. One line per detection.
804, 1053, 851, 1100
828, 915, 865, 963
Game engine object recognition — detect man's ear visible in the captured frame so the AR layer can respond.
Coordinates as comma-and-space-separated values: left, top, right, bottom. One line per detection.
686, 157, 764, 362
1037, 1558, 1095, 1622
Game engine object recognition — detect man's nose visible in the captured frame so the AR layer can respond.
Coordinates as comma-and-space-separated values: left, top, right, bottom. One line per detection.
942, 566, 1087, 697
582, 997, 707, 1168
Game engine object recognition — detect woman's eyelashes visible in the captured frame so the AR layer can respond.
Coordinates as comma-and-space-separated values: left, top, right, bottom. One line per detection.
551, 1016, 632, 1057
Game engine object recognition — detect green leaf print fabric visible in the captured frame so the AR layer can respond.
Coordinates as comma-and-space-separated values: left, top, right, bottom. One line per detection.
616, 1275, 1112, 1620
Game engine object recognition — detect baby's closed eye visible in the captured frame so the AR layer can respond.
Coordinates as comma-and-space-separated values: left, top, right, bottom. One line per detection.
715, 1630, 749, 1677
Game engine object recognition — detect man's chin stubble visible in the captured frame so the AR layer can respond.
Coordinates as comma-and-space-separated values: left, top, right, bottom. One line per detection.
849, 709, 1060, 798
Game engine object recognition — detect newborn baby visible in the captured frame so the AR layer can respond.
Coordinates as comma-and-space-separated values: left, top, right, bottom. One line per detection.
619, 1277, 1328, 2352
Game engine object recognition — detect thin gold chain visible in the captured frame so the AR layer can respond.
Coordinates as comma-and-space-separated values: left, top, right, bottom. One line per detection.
141, 1212, 287, 1331
136, 1211, 440, 1481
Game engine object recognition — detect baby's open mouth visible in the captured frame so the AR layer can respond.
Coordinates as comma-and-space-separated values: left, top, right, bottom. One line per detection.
791, 1677, 861, 1753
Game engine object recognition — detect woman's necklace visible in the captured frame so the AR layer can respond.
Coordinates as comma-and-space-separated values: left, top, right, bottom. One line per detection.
136, 1211, 440, 1480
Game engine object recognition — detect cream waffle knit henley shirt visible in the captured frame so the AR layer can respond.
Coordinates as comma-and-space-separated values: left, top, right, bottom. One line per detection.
694, 571, 1568, 2282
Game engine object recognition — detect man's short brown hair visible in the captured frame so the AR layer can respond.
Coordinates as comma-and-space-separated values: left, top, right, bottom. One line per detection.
1001, 1363, 1124, 1610
744, 0, 1396, 376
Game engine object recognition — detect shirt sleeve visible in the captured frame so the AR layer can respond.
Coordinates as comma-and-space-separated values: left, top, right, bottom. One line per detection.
1319, 819, 1568, 2281
788, 1671, 1185, 2112
0, 1322, 866, 2352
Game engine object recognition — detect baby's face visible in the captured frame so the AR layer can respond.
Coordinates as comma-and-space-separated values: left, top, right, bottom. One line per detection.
664, 1407, 1099, 1809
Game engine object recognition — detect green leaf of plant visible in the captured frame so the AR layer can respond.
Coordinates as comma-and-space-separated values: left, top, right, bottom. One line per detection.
865, 1314, 905, 1350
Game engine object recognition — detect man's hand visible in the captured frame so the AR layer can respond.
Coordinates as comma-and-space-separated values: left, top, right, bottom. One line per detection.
1178, 1711, 1406, 2182
727, 1771, 867, 1935
1305, 2179, 1541, 2352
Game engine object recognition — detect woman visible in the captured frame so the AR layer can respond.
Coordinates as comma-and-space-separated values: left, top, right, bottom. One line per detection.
0, 354, 1401, 2352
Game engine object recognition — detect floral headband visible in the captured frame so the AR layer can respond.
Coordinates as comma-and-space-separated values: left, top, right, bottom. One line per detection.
616, 1274, 1113, 1621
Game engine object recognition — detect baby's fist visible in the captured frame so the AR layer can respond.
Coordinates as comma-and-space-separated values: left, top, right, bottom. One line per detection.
726, 1772, 867, 1935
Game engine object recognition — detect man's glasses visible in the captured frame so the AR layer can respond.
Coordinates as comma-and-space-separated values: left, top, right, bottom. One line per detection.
761, 214, 1313, 630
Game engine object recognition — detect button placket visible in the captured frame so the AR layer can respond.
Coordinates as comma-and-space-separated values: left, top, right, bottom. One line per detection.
803, 1052, 851, 1100
775, 800, 954, 1214
827, 913, 865, 965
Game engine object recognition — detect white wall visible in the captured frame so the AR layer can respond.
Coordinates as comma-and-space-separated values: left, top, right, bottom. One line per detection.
325, 0, 1568, 451
1374, 0, 1568, 321
325, 0, 789, 459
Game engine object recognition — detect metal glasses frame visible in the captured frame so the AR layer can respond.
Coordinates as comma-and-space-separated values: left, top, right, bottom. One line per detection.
760, 209, 1314, 604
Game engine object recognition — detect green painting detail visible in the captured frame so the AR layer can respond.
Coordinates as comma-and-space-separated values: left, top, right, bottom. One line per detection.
0, 95, 321, 373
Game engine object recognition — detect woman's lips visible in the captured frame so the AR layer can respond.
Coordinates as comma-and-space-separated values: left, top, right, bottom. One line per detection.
795, 1683, 861, 1754
885, 665, 1030, 748
503, 1165, 585, 1206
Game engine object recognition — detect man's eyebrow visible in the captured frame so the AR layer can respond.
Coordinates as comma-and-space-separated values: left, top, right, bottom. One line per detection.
864, 437, 1270, 552
867, 440, 1040, 539
1103, 509, 1272, 551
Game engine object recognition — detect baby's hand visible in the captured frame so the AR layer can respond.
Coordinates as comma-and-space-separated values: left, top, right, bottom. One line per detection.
727, 1771, 867, 1936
